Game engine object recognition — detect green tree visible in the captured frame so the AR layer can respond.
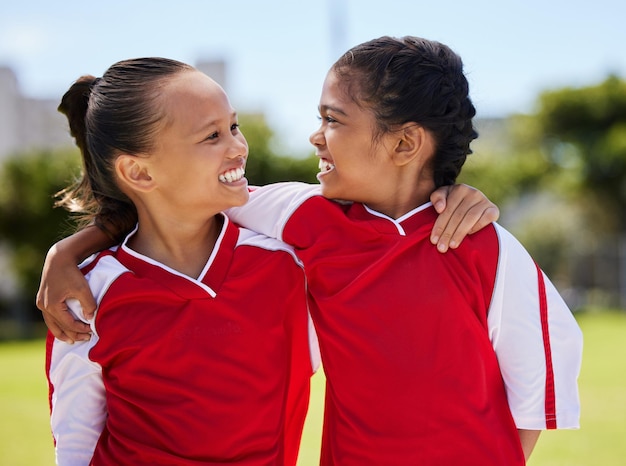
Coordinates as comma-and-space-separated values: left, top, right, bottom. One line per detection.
240, 113, 318, 184
459, 117, 555, 207
0, 148, 80, 329
537, 75, 626, 233
459, 116, 581, 278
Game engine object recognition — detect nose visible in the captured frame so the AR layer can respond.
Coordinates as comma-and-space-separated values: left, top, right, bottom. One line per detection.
309, 126, 324, 149
228, 134, 248, 160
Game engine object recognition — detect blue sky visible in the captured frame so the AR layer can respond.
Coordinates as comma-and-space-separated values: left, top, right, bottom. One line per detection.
1, 0, 624, 154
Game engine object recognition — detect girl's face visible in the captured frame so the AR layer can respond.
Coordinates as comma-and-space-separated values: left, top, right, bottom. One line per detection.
146, 70, 249, 216
310, 70, 400, 211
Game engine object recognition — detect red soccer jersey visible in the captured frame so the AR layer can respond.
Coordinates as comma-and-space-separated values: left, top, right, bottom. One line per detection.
46, 215, 318, 466
226, 183, 583, 466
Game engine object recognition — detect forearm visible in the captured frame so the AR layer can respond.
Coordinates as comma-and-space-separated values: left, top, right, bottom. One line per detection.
54, 224, 117, 265
518, 429, 541, 462
37, 224, 116, 340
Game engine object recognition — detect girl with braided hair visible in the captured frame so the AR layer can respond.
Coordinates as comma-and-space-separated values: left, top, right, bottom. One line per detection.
226, 36, 582, 465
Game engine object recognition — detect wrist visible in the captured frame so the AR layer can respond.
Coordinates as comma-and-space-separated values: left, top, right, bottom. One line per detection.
51, 234, 89, 266
52, 224, 113, 265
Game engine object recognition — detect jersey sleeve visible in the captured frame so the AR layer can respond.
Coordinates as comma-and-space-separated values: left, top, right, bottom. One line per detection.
46, 252, 131, 465
47, 328, 105, 466
488, 224, 583, 430
225, 182, 322, 242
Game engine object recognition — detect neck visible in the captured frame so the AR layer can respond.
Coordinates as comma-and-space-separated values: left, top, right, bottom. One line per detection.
128, 212, 223, 279
368, 174, 435, 219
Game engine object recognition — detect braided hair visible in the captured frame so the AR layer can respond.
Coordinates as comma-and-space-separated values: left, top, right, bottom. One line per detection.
332, 36, 477, 187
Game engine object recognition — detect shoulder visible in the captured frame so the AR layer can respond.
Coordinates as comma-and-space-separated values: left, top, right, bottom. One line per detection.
236, 227, 302, 266
448, 221, 500, 259
490, 223, 535, 263
453, 222, 537, 271
80, 249, 132, 298
251, 182, 344, 219
66, 249, 133, 323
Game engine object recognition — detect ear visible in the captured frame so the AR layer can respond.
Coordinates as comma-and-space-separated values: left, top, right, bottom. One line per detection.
391, 123, 434, 167
115, 154, 155, 193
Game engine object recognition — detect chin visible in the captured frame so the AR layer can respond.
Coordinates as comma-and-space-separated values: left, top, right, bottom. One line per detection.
318, 182, 330, 196
238, 190, 251, 204
231, 194, 249, 207
319, 184, 340, 201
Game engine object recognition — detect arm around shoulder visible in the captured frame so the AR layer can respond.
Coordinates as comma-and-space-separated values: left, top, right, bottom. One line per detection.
37, 225, 116, 343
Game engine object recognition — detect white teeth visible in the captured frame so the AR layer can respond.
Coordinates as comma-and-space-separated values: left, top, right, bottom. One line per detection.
219, 167, 245, 183
318, 159, 335, 172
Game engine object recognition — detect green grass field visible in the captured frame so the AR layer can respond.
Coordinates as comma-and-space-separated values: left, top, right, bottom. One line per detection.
1, 310, 624, 465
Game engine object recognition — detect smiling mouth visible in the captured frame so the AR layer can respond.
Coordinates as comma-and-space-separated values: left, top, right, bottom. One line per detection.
218, 167, 245, 183
318, 159, 335, 173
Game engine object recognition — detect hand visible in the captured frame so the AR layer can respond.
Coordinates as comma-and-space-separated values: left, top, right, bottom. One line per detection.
429, 184, 499, 253
36, 242, 96, 343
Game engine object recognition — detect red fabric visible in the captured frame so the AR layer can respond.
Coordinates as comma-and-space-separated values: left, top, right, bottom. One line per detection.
284, 198, 525, 466
50, 221, 312, 465
45, 331, 56, 446
536, 261, 557, 429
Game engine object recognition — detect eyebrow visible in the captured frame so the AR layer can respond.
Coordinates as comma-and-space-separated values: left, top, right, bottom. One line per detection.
319, 104, 348, 116
193, 111, 238, 135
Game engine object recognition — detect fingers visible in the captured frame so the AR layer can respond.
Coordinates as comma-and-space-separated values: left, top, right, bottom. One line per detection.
37, 270, 95, 343
39, 293, 94, 343
430, 184, 470, 250
429, 185, 451, 214
443, 201, 497, 251
431, 204, 467, 253
467, 205, 500, 235
71, 281, 98, 320
41, 308, 91, 344
430, 184, 499, 253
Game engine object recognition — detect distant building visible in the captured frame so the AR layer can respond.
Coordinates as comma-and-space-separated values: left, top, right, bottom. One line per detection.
0, 66, 71, 160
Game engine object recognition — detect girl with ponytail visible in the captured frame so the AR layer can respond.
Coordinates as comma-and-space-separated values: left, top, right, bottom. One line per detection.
46, 58, 317, 465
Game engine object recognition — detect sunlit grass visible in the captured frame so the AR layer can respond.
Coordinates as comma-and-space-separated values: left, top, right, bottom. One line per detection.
0, 339, 54, 465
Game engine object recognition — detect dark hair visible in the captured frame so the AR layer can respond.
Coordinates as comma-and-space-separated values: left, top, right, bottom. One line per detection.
56, 57, 194, 239
332, 36, 477, 187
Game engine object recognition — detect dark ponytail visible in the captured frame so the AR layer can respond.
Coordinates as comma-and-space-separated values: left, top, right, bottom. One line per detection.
56, 58, 194, 240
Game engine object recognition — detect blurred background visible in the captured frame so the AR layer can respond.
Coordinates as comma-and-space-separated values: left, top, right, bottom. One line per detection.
1, 0, 625, 465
